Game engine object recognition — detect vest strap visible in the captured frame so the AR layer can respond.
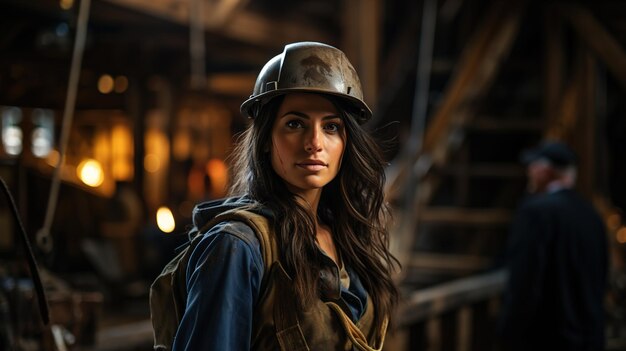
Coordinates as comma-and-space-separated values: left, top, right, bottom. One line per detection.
326, 302, 388, 351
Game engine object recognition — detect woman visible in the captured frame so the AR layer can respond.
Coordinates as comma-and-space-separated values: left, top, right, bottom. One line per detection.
173, 42, 398, 350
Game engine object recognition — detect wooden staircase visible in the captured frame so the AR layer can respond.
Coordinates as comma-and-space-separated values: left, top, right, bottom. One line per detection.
381, 0, 626, 291
386, 0, 539, 289
382, 1, 626, 348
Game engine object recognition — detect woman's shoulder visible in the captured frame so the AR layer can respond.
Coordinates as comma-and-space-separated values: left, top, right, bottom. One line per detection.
186, 220, 265, 279
203, 220, 262, 248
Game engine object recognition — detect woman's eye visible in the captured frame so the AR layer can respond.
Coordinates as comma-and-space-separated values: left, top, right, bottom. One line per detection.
286, 120, 303, 129
325, 123, 340, 132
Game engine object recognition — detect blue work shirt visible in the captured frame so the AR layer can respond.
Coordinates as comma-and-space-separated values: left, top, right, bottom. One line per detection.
172, 221, 369, 350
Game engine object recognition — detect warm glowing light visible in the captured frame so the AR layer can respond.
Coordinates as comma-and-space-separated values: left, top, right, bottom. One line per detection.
60, 0, 74, 10
77, 159, 104, 187
617, 227, 626, 244
206, 158, 228, 197
98, 74, 114, 94
111, 124, 133, 180
144, 154, 161, 173
156, 206, 176, 233
114, 76, 129, 93
608, 213, 622, 232
173, 130, 191, 161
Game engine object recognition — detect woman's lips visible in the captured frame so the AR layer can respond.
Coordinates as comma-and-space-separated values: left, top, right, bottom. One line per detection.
297, 160, 328, 171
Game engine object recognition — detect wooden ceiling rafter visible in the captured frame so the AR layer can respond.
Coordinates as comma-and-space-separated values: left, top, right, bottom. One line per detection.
560, 3, 626, 91
100, 0, 335, 49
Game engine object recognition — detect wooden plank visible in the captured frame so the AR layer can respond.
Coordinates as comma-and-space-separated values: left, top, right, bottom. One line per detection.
561, 3, 626, 91
409, 253, 492, 272
437, 163, 525, 178
397, 269, 507, 326
466, 118, 544, 132
90, 319, 153, 351
457, 146, 470, 206
418, 207, 512, 225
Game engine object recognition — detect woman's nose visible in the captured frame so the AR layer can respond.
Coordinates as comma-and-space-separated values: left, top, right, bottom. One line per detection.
304, 127, 323, 153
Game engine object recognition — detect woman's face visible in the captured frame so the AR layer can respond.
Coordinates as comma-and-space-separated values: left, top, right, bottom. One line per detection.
270, 93, 346, 196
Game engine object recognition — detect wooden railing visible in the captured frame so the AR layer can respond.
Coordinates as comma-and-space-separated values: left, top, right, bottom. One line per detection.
386, 269, 507, 351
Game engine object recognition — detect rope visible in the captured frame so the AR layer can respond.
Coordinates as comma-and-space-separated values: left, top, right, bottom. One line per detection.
36, 0, 92, 253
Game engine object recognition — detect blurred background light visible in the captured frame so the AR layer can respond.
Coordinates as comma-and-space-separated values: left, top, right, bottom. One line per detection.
98, 74, 114, 94
2, 107, 23, 156
156, 206, 175, 233
77, 158, 104, 187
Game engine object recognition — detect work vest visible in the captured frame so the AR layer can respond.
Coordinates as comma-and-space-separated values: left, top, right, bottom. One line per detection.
253, 259, 384, 350
151, 208, 387, 351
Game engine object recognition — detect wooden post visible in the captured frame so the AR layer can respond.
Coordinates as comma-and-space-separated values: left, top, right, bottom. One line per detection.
544, 5, 564, 129
427, 317, 443, 351
342, 0, 380, 106
456, 306, 472, 351
577, 48, 596, 198
441, 311, 456, 351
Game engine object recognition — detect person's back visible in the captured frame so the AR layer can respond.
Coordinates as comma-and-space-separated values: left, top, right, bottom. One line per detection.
513, 189, 606, 349
499, 141, 608, 351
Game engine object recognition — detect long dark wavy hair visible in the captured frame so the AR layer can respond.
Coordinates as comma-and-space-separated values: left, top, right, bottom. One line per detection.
229, 94, 399, 329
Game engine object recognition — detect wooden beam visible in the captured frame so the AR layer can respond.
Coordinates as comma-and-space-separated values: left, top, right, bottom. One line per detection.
423, 0, 525, 152
437, 163, 525, 178
206, 72, 256, 96
418, 207, 512, 225
397, 269, 506, 326
386, 0, 526, 201
466, 117, 544, 132
576, 48, 597, 198
561, 3, 626, 91
342, 0, 381, 106
409, 253, 492, 272
101, 0, 334, 48
544, 4, 564, 127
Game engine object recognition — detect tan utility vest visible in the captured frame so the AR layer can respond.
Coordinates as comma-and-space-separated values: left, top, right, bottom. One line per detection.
150, 209, 388, 351
207, 209, 388, 351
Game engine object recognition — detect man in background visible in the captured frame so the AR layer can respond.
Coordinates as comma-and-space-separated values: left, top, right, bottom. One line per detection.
498, 141, 608, 351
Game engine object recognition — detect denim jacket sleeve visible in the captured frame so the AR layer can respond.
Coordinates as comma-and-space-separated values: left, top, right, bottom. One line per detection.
172, 222, 264, 350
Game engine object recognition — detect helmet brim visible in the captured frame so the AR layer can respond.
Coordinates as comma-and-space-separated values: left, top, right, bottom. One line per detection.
240, 88, 372, 124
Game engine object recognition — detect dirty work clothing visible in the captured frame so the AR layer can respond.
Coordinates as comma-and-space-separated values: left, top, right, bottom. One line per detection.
499, 189, 608, 351
172, 197, 370, 350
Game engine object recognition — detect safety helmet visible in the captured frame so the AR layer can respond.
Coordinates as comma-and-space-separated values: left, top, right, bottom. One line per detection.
240, 42, 372, 123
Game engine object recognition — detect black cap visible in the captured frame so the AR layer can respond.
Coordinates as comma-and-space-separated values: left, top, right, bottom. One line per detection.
521, 141, 577, 168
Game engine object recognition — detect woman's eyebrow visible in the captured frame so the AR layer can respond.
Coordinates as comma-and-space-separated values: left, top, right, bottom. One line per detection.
280, 111, 341, 120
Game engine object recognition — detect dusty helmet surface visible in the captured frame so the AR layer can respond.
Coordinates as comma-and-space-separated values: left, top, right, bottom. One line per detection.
240, 42, 371, 123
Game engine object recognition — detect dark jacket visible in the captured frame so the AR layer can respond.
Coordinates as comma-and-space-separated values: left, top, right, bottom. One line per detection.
499, 189, 608, 351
